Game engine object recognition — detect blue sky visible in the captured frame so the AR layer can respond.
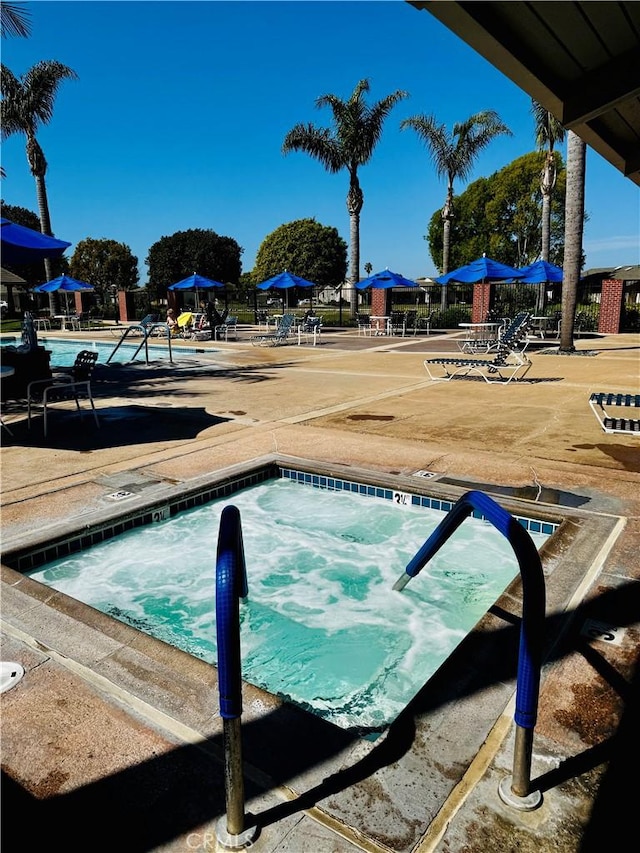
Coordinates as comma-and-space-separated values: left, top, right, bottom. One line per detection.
2, 0, 638, 286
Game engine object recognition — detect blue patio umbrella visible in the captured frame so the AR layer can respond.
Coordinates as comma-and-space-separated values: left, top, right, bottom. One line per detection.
436, 257, 524, 284
256, 270, 316, 309
256, 271, 316, 290
33, 274, 95, 316
167, 273, 226, 291
517, 260, 563, 283
1, 217, 71, 265
33, 274, 94, 293
168, 273, 226, 311
354, 269, 419, 289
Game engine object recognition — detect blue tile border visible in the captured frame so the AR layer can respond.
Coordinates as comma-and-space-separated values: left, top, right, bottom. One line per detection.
278, 466, 558, 536
5, 464, 558, 573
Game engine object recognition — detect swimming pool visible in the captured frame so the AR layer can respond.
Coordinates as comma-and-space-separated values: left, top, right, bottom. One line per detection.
0, 336, 215, 366
21, 465, 553, 732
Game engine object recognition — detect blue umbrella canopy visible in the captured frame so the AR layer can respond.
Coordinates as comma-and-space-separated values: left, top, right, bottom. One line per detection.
436, 257, 524, 284
256, 271, 316, 290
517, 260, 563, 283
32, 274, 94, 292
167, 273, 225, 290
1, 217, 71, 265
355, 269, 418, 290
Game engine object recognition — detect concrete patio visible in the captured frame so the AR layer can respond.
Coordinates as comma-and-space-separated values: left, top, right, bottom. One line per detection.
1, 325, 638, 852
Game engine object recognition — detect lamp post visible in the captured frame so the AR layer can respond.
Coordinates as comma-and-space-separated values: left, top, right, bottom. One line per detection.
110, 286, 119, 325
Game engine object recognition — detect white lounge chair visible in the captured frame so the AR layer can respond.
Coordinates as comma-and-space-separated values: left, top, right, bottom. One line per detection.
424, 312, 532, 384
589, 393, 640, 435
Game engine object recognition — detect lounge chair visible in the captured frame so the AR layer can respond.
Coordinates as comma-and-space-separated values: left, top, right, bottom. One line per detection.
110, 314, 158, 338
424, 312, 532, 384
27, 349, 100, 437
216, 316, 239, 341
589, 393, 640, 435
250, 313, 295, 346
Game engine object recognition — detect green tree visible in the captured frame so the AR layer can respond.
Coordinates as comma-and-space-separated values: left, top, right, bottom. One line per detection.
560, 131, 586, 352
146, 228, 243, 303
401, 110, 511, 309
282, 79, 408, 317
253, 218, 347, 290
427, 151, 566, 271
0, 59, 78, 310
69, 237, 139, 309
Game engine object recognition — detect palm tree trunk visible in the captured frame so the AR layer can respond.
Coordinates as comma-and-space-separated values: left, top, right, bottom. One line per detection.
560, 131, 586, 352
34, 173, 59, 314
441, 217, 451, 311
347, 178, 363, 320
440, 185, 454, 311
539, 149, 557, 313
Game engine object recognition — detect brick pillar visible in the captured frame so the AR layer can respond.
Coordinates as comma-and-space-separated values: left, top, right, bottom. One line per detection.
371, 288, 389, 316
598, 279, 623, 334
472, 282, 493, 323
117, 290, 131, 322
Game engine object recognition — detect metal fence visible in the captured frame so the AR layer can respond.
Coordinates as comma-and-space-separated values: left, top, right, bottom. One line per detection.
127, 278, 640, 333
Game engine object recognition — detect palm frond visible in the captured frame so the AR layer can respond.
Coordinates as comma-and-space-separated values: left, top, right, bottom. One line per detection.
1, 2, 31, 38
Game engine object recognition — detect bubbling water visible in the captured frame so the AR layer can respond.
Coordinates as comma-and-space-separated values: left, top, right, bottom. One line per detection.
28, 479, 548, 730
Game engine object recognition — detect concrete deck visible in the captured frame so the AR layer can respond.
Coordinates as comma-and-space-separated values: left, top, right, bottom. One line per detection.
1, 326, 639, 852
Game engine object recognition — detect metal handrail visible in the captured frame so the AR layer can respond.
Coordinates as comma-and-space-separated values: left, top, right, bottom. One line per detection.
215, 505, 258, 850
106, 323, 173, 364
394, 490, 546, 810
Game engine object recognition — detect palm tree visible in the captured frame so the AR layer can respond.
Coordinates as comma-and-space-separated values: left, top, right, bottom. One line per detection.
282, 79, 408, 318
531, 100, 565, 311
0, 2, 31, 38
1, 60, 77, 311
400, 110, 511, 309
531, 100, 565, 261
560, 130, 586, 353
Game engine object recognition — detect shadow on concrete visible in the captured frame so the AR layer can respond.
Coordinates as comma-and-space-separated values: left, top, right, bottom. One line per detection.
2, 581, 638, 852
2, 405, 230, 450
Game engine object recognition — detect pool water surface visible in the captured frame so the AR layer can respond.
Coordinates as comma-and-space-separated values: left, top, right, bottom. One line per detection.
0, 336, 215, 366
26, 476, 550, 731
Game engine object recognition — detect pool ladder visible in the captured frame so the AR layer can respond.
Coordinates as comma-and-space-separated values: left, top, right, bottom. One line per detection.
394, 490, 546, 810
106, 323, 174, 364
214, 490, 546, 852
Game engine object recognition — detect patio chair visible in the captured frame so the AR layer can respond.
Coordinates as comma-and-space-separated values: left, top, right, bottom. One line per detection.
297, 314, 323, 345
27, 349, 100, 437
589, 393, 640, 435
356, 313, 372, 336
423, 312, 532, 384
417, 311, 433, 336
404, 310, 418, 336
250, 313, 295, 346
256, 310, 269, 331
390, 311, 407, 336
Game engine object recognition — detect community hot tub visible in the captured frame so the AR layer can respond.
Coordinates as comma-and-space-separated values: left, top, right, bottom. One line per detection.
1, 458, 597, 737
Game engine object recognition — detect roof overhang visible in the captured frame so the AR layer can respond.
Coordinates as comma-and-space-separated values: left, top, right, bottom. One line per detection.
409, 1, 640, 187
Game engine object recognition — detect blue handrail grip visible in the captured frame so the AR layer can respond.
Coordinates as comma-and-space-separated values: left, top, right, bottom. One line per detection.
216, 505, 248, 720
401, 490, 545, 731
